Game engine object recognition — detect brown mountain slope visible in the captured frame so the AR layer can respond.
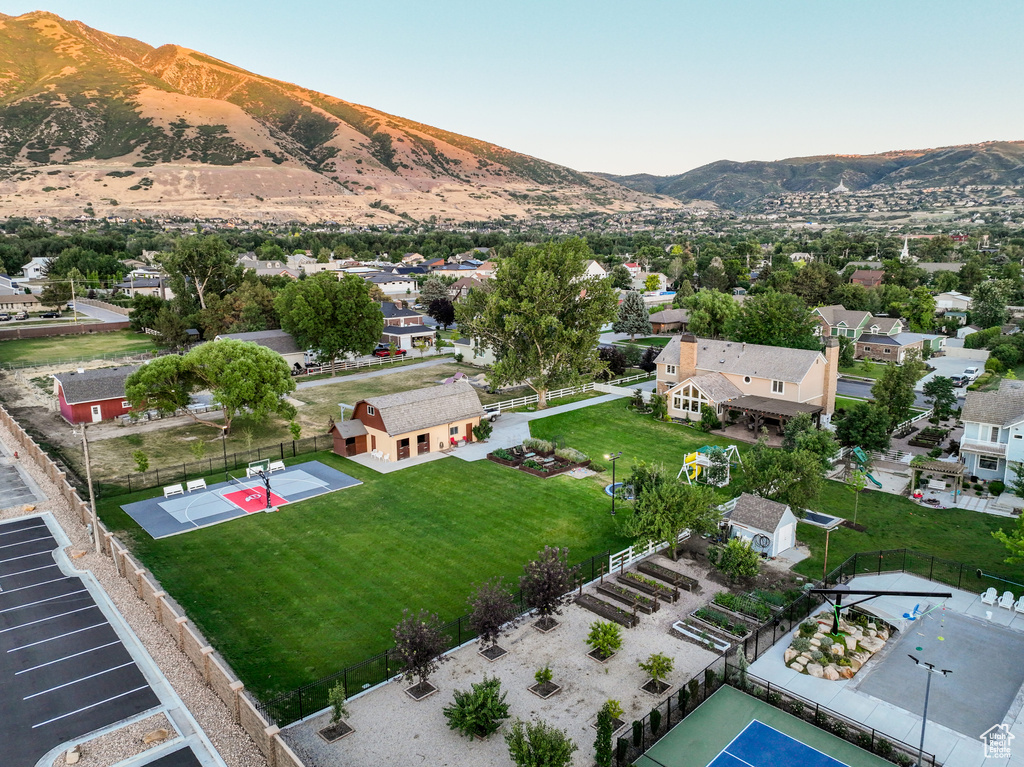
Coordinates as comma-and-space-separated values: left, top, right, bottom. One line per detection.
0, 11, 672, 222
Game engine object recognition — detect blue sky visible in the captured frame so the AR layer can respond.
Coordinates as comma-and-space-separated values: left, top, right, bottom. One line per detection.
7, 1, 1022, 175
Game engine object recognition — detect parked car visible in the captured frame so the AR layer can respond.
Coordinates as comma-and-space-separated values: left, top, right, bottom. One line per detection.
13, 312, 28, 320
962, 367, 981, 381
0, 313, 10, 322
372, 345, 407, 358
949, 374, 968, 388
39, 311, 62, 319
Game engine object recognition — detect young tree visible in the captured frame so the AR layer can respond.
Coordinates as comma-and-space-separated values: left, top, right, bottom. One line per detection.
597, 345, 627, 379
709, 537, 761, 582
505, 719, 578, 767
971, 280, 1013, 329
520, 546, 576, 629
871, 350, 925, 427
1012, 463, 1024, 500
643, 274, 661, 292
683, 290, 738, 338
276, 272, 383, 372
834, 401, 891, 451
392, 609, 448, 691
992, 514, 1024, 565
468, 577, 519, 651
612, 291, 652, 341
420, 277, 450, 305
922, 376, 956, 419
837, 335, 855, 368
638, 652, 674, 689
158, 235, 238, 310
638, 345, 659, 373
595, 705, 613, 767
729, 290, 819, 350
153, 307, 189, 350
427, 297, 456, 329
623, 462, 721, 560
40, 278, 72, 309
847, 469, 868, 527
456, 240, 617, 408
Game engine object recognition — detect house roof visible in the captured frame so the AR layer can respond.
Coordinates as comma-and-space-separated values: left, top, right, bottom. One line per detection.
332, 419, 368, 439
54, 365, 138, 405
671, 373, 742, 403
361, 381, 484, 436
365, 273, 414, 284
851, 269, 884, 282
858, 334, 904, 347
962, 380, 1024, 427
450, 276, 483, 290
0, 294, 40, 304
868, 317, 902, 334
381, 326, 435, 336
654, 336, 823, 384
727, 493, 791, 534
815, 305, 870, 328
216, 329, 302, 355
381, 303, 418, 319
115, 278, 161, 288
649, 308, 689, 324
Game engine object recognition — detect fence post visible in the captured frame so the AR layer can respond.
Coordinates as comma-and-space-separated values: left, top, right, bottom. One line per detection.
877, 552, 882, 575
958, 562, 963, 589
128, 475, 131, 494
929, 556, 934, 581
155, 467, 160, 485
901, 549, 907, 573
298, 687, 303, 721
280, 443, 284, 460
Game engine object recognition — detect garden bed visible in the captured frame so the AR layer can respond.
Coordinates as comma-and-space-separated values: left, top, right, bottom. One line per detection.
689, 606, 750, 638
712, 591, 772, 622
479, 645, 508, 662
528, 681, 561, 699
641, 679, 671, 696
587, 647, 616, 663
637, 561, 700, 592
317, 720, 354, 743
597, 582, 660, 614
618, 572, 679, 603
670, 619, 732, 652
574, 594, 640, 628
404, 681, 438, 701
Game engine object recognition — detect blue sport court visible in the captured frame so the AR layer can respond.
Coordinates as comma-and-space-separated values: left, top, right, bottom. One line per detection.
120, 460, 361, 539
709, 721, 848, 767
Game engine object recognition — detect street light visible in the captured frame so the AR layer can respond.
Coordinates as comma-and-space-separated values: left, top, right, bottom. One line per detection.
605, 452, 622, 516
908, 655, 952, 767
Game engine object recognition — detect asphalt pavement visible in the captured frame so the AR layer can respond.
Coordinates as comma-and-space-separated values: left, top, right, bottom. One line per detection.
837, 379, 965, 410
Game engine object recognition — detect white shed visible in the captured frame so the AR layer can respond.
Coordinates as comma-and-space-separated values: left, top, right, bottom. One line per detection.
724, 493, 798, 558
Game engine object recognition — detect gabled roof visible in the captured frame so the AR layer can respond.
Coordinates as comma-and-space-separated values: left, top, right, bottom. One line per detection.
451, 276, 483, 290
365, 272, 414, 284
858, 333, 911, 347
654, 336, 823, 384
649, 308, 689, 324
381, 302, 418, 319
360, 381, 484, 436
868, 316, 901, 334
851, 269, 884, 282
216, 329, 301, 355
727, 493, 792, 533
814, 305, 870, 328
962, 380, 1024, 427
332, 419, 368, 439
669, 373, 742, 403
54, 366, 138, 405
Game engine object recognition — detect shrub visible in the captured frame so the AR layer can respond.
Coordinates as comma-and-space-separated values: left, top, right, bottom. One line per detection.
492, 447, 515, 461
616, 737, 629, 766
991, 480, 1006, 495
587, 620, 624, 658
799, 621, 818, 638
522, 459, 546, 471
454, 352, 464, 363
535, 665, 553, 686
506, 719, 577, 767
589, 461, 607, 473
473, 419, 493, 441
700, 404, 721, 432
688, 678, 699, 703
639, 652, 674, 685
328, 683, 349, 723
818, 636, 834, 650
523, 437, 553, 453
678, 686, 689, 712
632, 720, 642, 748
555, 447, 588, 463
443, 676, 510, 739
603, 699, 624, 720
595, 707, 613, 767
649, 708, 662, 735
985, 356, 1005, 374
810, 650, 824, 661
790, 637, 812, 653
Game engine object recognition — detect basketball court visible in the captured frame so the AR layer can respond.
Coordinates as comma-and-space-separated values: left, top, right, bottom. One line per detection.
635, 686, 893, 767
120, 460, 361, 539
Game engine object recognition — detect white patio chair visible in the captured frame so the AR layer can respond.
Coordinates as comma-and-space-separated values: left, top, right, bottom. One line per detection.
1015, 596, 1024, 614
981, 587, 998, 605
998, 591, 1015, 610
383, 453, 390, 463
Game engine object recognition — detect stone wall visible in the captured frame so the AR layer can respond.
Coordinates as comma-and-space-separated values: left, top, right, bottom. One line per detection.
0, 320, 131, 340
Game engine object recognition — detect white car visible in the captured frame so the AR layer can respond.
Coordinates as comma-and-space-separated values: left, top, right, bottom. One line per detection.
963, 367, 981, 381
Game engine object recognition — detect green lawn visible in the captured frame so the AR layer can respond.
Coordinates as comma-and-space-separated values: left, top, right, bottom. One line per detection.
98, 452, 628, 699
840, 361, 927, 381
614, 336, 670, 348
0, 329, 155, 366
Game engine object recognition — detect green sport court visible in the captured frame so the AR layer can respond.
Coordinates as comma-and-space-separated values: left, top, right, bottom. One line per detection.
635, 686, 895, 767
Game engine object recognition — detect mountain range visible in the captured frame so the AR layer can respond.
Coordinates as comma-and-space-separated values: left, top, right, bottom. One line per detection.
597, 142, 1024, 209
0, 11, 670, 223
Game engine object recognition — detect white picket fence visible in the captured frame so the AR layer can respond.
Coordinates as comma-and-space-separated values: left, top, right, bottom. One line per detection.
608, 531, 690, 573
487, 371, 654, 413
894, 408, 934, 436
300, 348, 452, 376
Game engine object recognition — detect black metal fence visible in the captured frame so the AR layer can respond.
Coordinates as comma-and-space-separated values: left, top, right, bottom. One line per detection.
615, 651, 938, 767
98, 434, 331, 497
256, 550, 610, 725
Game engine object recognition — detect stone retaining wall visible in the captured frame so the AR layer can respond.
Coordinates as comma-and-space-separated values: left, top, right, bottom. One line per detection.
0, 404, 303, 767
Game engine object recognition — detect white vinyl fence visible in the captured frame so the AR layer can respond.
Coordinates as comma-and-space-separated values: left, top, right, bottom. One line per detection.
487, 371, 654, 413
609, 531, 690, 573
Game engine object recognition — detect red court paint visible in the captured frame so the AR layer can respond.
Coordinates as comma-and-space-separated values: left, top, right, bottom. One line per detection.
224, 488, 288, 513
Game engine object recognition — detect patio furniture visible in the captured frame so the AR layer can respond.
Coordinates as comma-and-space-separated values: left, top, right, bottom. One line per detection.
268, 460, 286, 473
998, 591, 1015, 610
1015, 596, 1024, 614
981, 587, 998, 605
927, 479, 946, 491
185, 479, 207, 493
163, 484, 184, 498
382, 453, 391, 463
371, 449, 382, 460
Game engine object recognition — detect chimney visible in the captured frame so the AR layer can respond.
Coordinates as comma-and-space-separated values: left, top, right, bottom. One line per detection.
678, 333, 698, 379
822, 338, 839, 417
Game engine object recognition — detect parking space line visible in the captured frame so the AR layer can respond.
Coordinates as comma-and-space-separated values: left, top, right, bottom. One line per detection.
24, 661, 135, 700
0, 588, 88, 614
0, 550, 52, 565
15, 640, 121, 675
0, 604, 98, 633
31, 685, 151, 729
7, 622, 107, 651
0, 563, 58, 579
0, 524, 45, 537
0, 576, 70, 596
0, 536, 51, 550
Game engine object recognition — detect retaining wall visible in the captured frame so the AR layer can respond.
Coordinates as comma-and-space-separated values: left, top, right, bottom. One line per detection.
0, 404, 302, 767
0, 320, 131, 340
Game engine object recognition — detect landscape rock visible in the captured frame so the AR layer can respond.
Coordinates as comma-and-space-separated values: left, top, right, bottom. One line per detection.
877, 629, 889, 641
809, 638, 821, 647
831, 644, 844, 656
65, 746, 81, 765
822, 665, 840, 681
790, 660, 805, 672
143, 728, 171, 745
784, 648, 798, 664
806, 663, 824, 678
844, 636, 858, 651
839, 667, 856, 679
860, 637, 885, 653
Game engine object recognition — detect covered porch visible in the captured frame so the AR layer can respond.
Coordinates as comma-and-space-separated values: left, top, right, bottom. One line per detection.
727, 395, 823, 438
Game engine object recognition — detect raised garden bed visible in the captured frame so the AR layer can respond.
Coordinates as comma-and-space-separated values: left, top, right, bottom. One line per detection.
637, 561, 700, 592
587, 647, 616, 663
908, 427, 946, 448
641, 679, 671, 696
618, 572, 679, 603
712, 591, 771, 622
670, 619, 732, 652
590, 715, 626, 731
486, 452, 521, 468
405, 681, 438, 701
528, 681, 561, 699
318, 720, 354, 743
690, 606, 749, 638
575, 594, 640, 628
533, 616, 559, 633
597, 582, 660, 614
519, 458, 576, 478
479, 645, 508, 662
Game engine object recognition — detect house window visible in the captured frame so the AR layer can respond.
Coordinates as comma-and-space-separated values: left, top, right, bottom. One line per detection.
979, 457, 999, 471
1014, 434, 1022, 440
121, 401, 130, 409
743, 376, 751, 384
830, 328, 838, 336
675, 384, 709, 415
450, 426, 459, 436
673, 395, 682, 410
665, 364, 677, 375
883, 348, 891, 354
366, 406, 375, 416
771, 380, 784, 394
990, 426, 1000, 442
846, 329, 856, 337
863, 346, 871, 352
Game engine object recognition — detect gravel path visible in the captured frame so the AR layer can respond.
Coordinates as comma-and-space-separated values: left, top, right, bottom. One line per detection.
51, 713, 174, 767
0, 422, 267, 767
283, 554, 721, 767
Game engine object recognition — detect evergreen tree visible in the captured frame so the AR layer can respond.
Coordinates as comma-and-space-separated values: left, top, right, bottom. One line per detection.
612, 291, 651, 341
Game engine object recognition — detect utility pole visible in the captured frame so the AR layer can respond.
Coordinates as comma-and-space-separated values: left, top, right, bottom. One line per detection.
80, 424, 100, 553
70, 276, 78, 323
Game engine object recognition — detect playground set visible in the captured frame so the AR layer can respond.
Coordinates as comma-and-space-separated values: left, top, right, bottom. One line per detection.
850, 447, 883, 488
677, 445, 742, 487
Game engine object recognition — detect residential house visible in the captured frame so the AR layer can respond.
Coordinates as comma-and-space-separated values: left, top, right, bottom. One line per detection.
649, 308, 689, 334
402, 252, 425, 265
935, 291, 972, 312
53, 365, 138, 424
381, 302, 436, 351
654, 334, 839, 431
431, 263, 480, 279
850, 269, 884, 288
623, 262, 641, 277
957, 324, 982, 340
423, 258, 446, 270
364, 272, 416, 297
0, 274, 22, 296
584, 260, 607, 279
113, 277, 166, 299
449, 276, 483, 301
814, 305, 872, 340
0, 294, 41, 312
959, 380, 1024, 485
20, 257, 52, 280
721, 493, 798, 557
339, 381, 485, 460
789, 252, 813, 264
452, 337, 497, 367
474, 260, 497, 279
215, 329, 307, 370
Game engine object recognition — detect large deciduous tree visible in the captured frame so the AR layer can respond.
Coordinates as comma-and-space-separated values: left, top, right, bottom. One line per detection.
729, 290, 819, 350
612, 291, 652, 341
276, 272, 383, 371
159, 235, 238, 310
129, 294, 169, 333
971, 280, 1013, 329
427, 297, 456, 329
922, 376, 956, 419
742, 438, 823, 511
834, 401, 891, 451
456, 239, 617, 408
871, 350, 925, 427
419, 277, 450, 305
124, 339, 295, 434
683, 290, 738, 338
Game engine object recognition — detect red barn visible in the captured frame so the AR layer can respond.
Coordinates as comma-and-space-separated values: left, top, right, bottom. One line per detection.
53, 366, 138, 424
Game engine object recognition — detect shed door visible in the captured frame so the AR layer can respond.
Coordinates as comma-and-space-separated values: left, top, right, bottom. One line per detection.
90, 404, 102, 423
776, 523, 796, 554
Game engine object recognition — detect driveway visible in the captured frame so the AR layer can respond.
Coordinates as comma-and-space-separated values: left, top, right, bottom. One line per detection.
918, 355, 986, 395
68, 302, 129, 324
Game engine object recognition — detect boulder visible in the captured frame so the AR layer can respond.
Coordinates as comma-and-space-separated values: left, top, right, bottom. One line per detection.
867, 628, 877, 638
831, 644, 844, 656
65, 746, 81, 765
800, 652, 814, 662
809, 638, 821, 647
877, 629, 889, 641
785, 648, 799, 664
822, 665, 841, 681
860, 637, 885, 653
867, 622, 877, 630
806, 663, 824, 678
839, 667, 856, 679
844, 636, 858, 652
813, 632, 825, 640
848, 657, 863, 672
790, 660, 805, 672
142, 729, 171, 745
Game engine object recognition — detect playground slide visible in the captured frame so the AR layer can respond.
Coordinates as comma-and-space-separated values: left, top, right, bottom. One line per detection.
865, 472, 883, 488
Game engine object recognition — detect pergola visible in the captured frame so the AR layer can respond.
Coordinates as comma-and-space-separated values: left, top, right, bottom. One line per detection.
908, 458, 966, 500
729, 395, 824, 435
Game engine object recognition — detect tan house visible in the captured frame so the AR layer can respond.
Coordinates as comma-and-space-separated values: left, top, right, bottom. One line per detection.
655, 334, 839, 431
340, 381, 486, 461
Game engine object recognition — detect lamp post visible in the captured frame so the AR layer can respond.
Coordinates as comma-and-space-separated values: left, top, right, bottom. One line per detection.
605, 452, 622, 516
908, 655, 951, 767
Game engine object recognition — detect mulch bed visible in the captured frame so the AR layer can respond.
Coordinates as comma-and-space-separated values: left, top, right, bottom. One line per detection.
641, 679, 671, 695
587, 647, 615, 663
529, 681, 561, 699
840, 520, 867, 532
479, 644, 508, 662
533, 616, 559, 633
404, 681, 438, 701
317, 720, 354, 742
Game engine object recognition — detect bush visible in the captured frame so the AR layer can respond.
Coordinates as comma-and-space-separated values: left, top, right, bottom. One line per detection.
506, 719, 578, 767
700, 404, 721, 432
603, 699, 624, 720
523, 459, 546, 471
328, 683, 349, 723
555, 447, 588, 463
595, 706, 614, 767
443, 676, 510, 739
790, 637, 812, 653
587, 620, 624, 657
535, 665, 553, 686
649, 708, 662, 735
819, 636, 834, 650
473, 419, 493, 441
632, 720, 642, 748
991, 480, 1006, 495
799, 621, 818, 638
492, 447, 515, 461
616, 737, 629, 766
985, 357, 1005, 374
810, 650, 824, 661
523, 437, 553, 453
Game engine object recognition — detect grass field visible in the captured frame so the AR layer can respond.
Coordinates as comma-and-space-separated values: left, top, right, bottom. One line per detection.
0, 329, 155, 366
614, 336, 670, 348
98, 452, 628, 699
840, 361, 928, 381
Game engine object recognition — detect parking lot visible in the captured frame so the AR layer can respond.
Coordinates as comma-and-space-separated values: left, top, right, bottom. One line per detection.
0, 517, 160, 767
